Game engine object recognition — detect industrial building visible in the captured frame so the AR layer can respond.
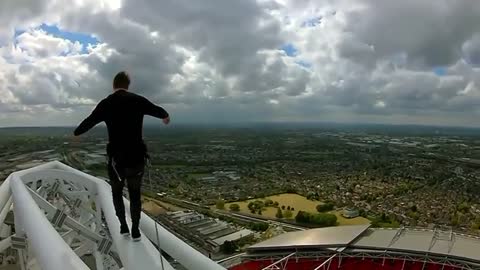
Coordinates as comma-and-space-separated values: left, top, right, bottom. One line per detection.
166, 210, 253, 251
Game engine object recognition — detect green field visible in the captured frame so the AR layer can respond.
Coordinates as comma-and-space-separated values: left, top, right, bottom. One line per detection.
223, 193, 370, 226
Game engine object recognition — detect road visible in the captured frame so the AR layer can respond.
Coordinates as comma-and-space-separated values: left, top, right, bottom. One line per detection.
216, 209, 306, 231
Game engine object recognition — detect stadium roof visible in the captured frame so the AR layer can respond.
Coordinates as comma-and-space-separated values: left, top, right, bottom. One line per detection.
249, 225, 370, 250
247, 226, 480, 265
353, 227, 480, 262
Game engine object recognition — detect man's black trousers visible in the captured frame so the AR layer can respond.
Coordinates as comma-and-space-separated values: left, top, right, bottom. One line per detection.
108, 160, 144, 230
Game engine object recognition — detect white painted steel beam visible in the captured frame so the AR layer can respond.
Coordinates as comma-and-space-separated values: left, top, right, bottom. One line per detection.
1, 161, 227, 270
136, 203, 227, 270
95, 180, 175, 270
0, 178, 11, 212
27, 187, 104, 243
0, 196, 12, 232
0, 237, 11, 253
313, 254, 337, 270
10, 173, 90, 270
20, 166, 172, 269
261, 252, 296, 270
52, 162, 176, 270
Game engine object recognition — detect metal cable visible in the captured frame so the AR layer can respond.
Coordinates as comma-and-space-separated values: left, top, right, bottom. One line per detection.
146, 158, 165, 270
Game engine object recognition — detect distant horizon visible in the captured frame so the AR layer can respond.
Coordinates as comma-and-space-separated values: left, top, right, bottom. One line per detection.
1, 121, 480, 130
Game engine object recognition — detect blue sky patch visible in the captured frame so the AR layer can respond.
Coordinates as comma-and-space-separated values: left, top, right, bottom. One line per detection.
14, 29, 26, 41
15, 24, 99, 54
433, 66, 447, 76
302, 16, 322, 28
40, 24, 99, 51
281, 43, 298, 57
296, 60, 312, 69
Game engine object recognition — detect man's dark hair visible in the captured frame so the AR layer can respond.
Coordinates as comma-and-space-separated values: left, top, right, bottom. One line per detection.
113, 71, 130, 89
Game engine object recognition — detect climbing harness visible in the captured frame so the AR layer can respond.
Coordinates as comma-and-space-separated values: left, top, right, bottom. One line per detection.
111, 158, 124, 182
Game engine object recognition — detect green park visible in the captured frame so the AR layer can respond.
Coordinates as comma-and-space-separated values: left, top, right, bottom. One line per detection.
218, 193, 370, 227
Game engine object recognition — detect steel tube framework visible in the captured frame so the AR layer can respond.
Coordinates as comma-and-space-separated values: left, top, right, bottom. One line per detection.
10, 173, 90, 270
0, 161, 226, 270
313, 254, 337, 270
56, 161, 225, 270
261, 252, 296, 270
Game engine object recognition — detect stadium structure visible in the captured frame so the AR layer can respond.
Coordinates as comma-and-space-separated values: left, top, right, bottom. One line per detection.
0, 161, 480, 270
225, 225, 480, 270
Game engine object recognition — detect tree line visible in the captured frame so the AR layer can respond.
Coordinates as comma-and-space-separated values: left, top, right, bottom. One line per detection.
295, 211, 337, 227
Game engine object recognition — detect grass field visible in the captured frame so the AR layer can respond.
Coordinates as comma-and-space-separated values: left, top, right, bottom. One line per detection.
142, 196, 186, 212
142, 200, 166, 216
223, 193, 370, 226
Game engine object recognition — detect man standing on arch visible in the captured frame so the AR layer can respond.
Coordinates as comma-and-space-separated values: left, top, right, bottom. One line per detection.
74, 71, 170, 241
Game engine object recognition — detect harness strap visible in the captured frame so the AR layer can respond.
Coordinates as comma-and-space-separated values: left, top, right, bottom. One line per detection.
110, 158, 124, 182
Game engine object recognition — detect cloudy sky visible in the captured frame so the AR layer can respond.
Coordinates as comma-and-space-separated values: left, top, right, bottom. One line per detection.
1, 0, 480, 127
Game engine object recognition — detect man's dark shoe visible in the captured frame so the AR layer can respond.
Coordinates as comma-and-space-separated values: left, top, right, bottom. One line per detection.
131, 227, 141, 242
120, 224, 130, 236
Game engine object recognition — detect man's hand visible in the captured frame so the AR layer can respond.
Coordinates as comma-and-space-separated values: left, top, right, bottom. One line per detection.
163, 116, 170, 125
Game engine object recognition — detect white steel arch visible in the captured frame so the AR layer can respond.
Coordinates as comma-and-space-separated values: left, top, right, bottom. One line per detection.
0, 161, 226, 270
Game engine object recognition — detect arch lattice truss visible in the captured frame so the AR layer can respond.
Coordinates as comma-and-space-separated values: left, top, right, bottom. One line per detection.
0, 161, 226, 270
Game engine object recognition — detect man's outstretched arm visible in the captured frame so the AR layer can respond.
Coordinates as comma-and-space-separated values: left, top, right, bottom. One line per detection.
142, 97, 170, 124
74, 101, 106, 136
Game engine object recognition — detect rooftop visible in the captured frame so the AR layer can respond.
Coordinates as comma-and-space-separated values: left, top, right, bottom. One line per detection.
249, 224, 370, 250
247, 226, 480, 265
213, 229, 253, 245
354, 227, 480, 262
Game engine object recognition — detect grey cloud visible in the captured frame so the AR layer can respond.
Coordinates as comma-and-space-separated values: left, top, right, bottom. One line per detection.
0, 0, 45, 23
61, 0, 305, 106
0, 0, 48, 44
347, 0, 480, 67
120, 0, 284, 84
3, 0, 480, 127
462, 34, 480, 66
337, 34, 375, 67
59, 9, 186, 102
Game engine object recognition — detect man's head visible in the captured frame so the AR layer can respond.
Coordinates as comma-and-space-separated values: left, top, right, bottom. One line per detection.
113, 71, 130, 90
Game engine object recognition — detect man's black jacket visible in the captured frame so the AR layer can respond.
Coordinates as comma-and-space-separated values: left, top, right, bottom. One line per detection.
74, 89, 168, 166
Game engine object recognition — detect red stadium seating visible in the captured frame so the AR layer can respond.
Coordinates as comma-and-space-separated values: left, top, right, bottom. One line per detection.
230, 257, 464, 270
